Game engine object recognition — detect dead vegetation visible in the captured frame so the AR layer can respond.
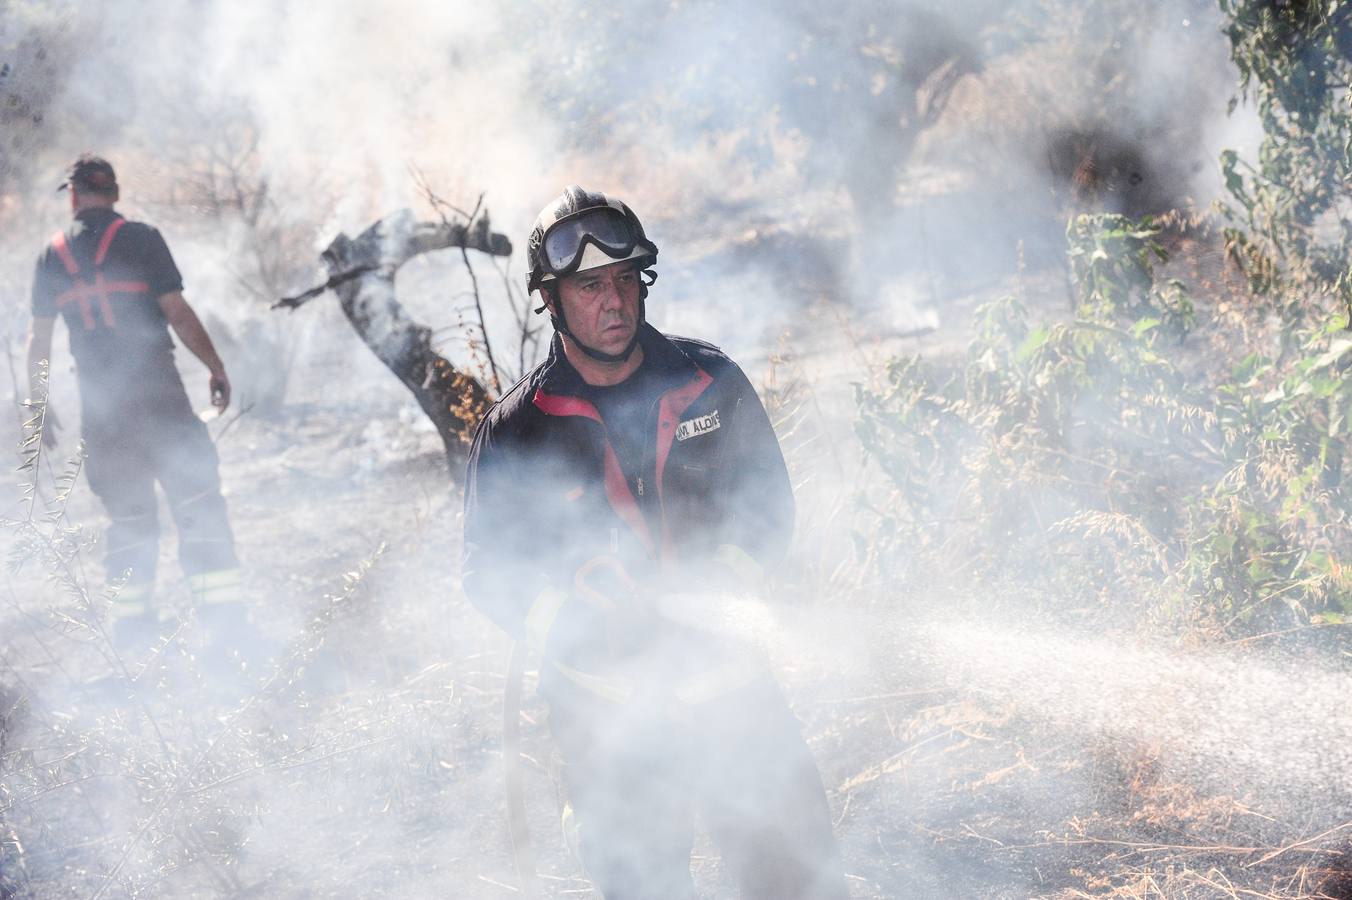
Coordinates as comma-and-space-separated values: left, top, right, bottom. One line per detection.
3, 219, 1351, 897
3, 3, 1352, 897
758, 197, 1352, 897
274, 204, 512, 468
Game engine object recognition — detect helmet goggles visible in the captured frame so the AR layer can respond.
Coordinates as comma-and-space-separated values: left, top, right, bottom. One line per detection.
541, 206, 652, 280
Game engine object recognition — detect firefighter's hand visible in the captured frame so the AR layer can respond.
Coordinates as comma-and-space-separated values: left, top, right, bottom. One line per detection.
568, 555, 660, 658
573, 555, 637, 611
209, 369, 231, 413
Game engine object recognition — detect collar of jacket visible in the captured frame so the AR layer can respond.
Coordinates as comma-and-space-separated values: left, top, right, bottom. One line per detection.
532, 322, 715, 562
69, 208, 122, 241
537, 322, 696, 397
73, 207, 121, 227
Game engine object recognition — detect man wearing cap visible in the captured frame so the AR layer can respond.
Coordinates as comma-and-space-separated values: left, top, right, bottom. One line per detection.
462, 186, 846, 898
27, 154, 243, 650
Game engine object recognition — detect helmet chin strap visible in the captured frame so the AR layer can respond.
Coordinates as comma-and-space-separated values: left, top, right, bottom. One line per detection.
550, 288, 647, 365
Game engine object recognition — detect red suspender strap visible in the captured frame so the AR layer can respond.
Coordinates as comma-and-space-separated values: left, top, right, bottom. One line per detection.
91, 221, 125, 327
92, 273, 117, 328
94, 218, 148, 323
50, 232, 96, 328
50, 232, 80, 275
94, 218, 125, 265
49, 220, 144, 329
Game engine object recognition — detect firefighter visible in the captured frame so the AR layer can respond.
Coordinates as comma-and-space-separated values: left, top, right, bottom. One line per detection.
462, 186, 846, 898
27, 154, 244, 652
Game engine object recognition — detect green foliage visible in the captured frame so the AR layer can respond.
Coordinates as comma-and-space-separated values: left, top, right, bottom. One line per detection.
1218, 0, 1352, 318
857, 213, 1352, 636
1192, 314, 1352, 626
1066, 214, 1195, 336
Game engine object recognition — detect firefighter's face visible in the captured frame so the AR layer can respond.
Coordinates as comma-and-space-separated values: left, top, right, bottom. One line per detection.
553, 261, 642, 356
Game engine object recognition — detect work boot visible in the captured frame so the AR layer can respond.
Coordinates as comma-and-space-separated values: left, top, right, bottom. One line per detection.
187, 567, 244, 608
108, 580, 157, 658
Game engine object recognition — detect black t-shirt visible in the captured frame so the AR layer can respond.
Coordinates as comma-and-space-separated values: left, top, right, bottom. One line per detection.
31, 208, 182, 374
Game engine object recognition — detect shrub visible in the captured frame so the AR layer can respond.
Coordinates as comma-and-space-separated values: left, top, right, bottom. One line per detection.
856, 213, 1352, 637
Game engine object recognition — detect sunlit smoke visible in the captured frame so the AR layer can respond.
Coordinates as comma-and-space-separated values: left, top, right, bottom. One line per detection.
2, 0, 1321, 897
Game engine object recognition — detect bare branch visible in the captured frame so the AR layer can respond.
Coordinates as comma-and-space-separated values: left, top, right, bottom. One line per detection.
274, 206, 510, 467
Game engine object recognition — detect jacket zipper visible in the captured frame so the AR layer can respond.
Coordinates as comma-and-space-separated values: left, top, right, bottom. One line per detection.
638, 392, 664, 503
583, 380, 690, 553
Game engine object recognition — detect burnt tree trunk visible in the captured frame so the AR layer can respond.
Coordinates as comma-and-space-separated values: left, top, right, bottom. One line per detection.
279, 209, 511, 470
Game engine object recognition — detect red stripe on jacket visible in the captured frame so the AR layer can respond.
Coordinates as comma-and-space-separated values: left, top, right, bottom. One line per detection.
533, 365, 713, 563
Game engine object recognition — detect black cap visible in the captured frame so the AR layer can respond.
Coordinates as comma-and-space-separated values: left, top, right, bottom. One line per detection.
58, 154, 118, 194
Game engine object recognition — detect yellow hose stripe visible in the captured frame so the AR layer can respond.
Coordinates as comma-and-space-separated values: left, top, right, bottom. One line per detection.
524, 586, 568, 654
713, 543, 764, 586
550, 661, 633, 704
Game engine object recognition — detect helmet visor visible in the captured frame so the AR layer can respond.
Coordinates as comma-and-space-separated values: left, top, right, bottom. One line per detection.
542, 207, 640, 275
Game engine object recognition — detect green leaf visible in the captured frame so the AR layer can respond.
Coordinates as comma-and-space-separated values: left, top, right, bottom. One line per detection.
1309, 375, 1340, 398
1131, 317, 1162, 338
1015, 325, 1051, 362
1232, 352, 1265, 381
1247, 560, 1274, 582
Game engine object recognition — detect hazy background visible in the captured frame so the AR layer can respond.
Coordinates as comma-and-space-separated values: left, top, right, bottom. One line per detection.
1, 0, 1260, 393
5, 2, 1321, 898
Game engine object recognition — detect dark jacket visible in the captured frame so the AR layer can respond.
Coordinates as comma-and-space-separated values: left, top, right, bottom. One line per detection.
462, 324, 794, 654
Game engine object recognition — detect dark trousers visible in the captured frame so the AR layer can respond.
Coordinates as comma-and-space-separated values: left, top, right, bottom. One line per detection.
546, 673, 847, 900
81, 372, 237, 588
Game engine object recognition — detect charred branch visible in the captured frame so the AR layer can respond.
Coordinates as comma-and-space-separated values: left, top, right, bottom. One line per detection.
276, 208, 511, 469
272, 264, 380, 310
